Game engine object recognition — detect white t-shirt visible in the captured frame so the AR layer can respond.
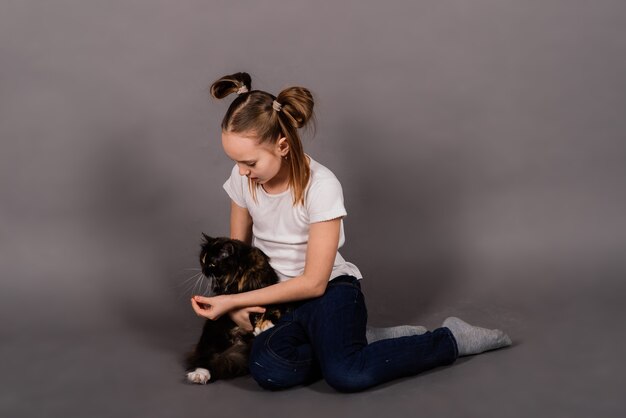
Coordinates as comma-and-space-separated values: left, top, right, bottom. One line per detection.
222, 155, 363, 282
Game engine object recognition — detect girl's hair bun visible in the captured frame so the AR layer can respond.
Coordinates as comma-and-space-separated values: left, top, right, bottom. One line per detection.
210, 72, 252, 99
276, 86, 314, 129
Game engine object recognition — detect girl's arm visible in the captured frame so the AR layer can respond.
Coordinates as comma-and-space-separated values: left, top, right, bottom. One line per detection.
230, 200, 253, 245
223, 200, 259, 331
192, 217, 342, 320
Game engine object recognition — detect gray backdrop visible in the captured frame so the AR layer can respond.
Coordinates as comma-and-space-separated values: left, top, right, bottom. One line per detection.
1, 1, 625, 417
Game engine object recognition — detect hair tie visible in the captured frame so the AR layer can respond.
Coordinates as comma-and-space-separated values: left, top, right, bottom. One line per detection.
272, 100, 283, 112
236, 85, 249, 94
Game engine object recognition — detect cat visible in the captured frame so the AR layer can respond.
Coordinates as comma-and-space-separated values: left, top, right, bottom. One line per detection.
184, 233, 288, 384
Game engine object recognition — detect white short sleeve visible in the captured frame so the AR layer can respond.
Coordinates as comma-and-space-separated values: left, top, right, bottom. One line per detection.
222, 164, 247, 208
306, 177, 347, 223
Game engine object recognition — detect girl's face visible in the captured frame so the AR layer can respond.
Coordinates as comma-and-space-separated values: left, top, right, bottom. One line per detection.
221, 131, 289, 187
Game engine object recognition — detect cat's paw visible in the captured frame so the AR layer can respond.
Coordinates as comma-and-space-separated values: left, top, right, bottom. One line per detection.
253, 319, 275, 336
187, 367, 211, 384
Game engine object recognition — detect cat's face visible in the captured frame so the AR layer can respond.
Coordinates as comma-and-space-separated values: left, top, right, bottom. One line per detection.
199, 234, 241, 295
198, 233, 278, 296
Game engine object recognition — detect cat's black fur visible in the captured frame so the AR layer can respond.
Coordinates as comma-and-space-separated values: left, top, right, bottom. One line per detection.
184, 233, 288, 384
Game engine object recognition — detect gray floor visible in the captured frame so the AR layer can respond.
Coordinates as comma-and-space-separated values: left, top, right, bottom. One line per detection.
3, 262, 624, 418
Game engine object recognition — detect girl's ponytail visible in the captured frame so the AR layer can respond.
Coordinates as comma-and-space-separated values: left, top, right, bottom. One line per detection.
210, 72, 252, 99
273, 87, 316, 205
275, 87, 315, 130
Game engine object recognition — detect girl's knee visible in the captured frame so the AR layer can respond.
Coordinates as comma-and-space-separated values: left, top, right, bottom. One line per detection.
249, 358, 294, 390
249, 353, 313, 391
249, 332, 315, 391
323, 366, 376, 393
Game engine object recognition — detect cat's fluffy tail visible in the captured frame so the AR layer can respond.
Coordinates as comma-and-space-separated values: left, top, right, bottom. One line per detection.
208, 342, 251, 380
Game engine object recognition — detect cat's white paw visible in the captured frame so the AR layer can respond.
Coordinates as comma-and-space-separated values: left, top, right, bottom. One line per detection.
187, 367, 211, 384
253, 320, 275, 336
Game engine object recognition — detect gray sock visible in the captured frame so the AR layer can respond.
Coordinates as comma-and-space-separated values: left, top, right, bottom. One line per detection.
366, 324, 428, 343
443, 316, 512, 356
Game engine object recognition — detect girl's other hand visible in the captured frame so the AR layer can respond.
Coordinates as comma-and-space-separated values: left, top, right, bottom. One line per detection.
228, 306, 267, 332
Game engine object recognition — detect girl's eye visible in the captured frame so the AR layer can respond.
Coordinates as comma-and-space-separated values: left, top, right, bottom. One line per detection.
247, 163, 256, 167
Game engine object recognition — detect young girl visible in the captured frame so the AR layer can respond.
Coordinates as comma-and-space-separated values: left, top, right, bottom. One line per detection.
191, 72, 512, 392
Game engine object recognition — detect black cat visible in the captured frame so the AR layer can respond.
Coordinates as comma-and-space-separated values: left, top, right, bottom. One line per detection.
184, 234, 288, 384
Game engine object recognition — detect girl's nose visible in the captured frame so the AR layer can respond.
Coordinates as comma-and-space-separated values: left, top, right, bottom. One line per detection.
239, 166, 250, 176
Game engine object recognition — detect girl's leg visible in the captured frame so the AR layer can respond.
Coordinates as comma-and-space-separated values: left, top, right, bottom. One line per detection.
298, 277, 459, 393
442, 316, 512, 356
366, 320, 512, 352
248, 311, 321, 390
366, 324, 427, 343
248, 276, 512, 392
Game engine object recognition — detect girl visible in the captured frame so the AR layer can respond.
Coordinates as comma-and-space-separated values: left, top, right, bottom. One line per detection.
191, 72, 512, 392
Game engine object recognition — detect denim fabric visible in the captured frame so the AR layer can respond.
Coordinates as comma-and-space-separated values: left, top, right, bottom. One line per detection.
249, 275, 459, 392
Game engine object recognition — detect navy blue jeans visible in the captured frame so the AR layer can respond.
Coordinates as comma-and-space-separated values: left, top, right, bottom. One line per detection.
249, 275, 459, 392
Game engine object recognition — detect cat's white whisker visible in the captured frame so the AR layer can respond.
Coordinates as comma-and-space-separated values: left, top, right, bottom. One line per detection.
179, 270, 217, 298
178, 272, 203, 287
178, 276, 204, 298
206, 274, 217, 296
184, 275, 199, 296
183, 275, 203, 296
174, 270, 208, 300
193, 275, 204, 296
201, 275, 211, 296
197, 274, 211, 296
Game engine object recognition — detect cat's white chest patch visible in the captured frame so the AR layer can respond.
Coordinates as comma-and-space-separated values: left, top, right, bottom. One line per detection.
187, 367, 211, 384
253, 320, 275, 336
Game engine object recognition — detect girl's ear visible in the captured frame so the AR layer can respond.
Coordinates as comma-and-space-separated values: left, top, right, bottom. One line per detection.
277, 137, 289, 156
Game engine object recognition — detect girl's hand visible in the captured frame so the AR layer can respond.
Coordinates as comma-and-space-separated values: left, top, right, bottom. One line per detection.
228, 306, 267, 332
191, 294, 236, 320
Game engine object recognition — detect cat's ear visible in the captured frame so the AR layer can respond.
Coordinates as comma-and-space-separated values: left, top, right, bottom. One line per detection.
218, 242, 235, 259
201, 233, 214, 243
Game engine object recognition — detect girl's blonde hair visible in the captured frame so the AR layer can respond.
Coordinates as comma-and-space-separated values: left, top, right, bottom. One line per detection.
210, 72, 315, 206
